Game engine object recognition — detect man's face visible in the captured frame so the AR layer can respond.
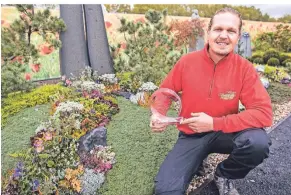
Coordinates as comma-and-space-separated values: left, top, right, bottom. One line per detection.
207, 12, 240, 56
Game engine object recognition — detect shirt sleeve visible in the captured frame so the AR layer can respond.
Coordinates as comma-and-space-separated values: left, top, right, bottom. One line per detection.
213, 62, 273, 133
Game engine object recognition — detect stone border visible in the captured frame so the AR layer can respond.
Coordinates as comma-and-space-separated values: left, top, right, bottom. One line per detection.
266, 112, 291, 134
32, 77, 62, 86
189, 112, 291, 194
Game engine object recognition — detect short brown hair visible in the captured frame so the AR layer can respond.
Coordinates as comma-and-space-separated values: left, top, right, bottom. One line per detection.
208, 7, 242, 35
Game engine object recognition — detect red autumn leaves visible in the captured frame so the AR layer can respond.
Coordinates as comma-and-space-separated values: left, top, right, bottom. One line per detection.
168, 19, 205, 47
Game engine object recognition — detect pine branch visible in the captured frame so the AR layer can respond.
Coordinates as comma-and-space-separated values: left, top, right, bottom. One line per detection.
19, 5, 32, 19
123, 32, 128, 42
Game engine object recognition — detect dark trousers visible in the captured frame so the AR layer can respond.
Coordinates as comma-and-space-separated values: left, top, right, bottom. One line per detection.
154, 128, 272, 195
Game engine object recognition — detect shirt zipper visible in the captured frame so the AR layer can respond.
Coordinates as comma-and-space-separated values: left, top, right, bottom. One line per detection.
208, 64, 217, 99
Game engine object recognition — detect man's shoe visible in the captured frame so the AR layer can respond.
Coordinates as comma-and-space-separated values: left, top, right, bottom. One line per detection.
213, 174, 240, 195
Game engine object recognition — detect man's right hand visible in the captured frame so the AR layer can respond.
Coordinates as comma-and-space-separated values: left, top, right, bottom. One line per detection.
150, 115, 167, 133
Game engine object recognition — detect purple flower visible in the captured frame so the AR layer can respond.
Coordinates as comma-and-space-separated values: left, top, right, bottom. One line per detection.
13, 162, 24, 179
90, 109, 96, 114
32, 179, 40, 191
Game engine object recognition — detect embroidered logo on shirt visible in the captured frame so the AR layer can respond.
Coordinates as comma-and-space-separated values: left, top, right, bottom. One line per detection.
219, 91, 236, 100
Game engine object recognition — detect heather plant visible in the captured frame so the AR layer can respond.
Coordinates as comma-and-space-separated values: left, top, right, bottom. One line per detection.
79, 145, 116, 174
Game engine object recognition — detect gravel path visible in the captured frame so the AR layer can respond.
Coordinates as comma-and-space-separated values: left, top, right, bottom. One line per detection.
194, 113, 291, 195
187, 101, 291, 195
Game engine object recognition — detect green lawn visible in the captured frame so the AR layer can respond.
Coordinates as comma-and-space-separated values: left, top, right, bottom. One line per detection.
1, 104, 51, 176
100, 97, 178, 195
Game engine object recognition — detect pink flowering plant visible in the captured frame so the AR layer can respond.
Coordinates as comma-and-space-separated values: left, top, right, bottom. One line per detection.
79, 145, 116, 173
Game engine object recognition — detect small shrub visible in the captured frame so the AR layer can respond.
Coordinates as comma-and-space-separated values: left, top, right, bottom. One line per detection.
1, 61, 36, 98
116, 72, 140, 92
250, 54, 263, 62
279, 53, 291, 64
286, 62, 291, 74
253, 57, 264, 64
282, 59, 291, 67
253, 33, 274, 51
267, 57, 280, 66
263, 49, 280, 64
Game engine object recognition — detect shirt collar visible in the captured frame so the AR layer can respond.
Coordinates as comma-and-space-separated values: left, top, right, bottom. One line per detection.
202, 43, 234, 65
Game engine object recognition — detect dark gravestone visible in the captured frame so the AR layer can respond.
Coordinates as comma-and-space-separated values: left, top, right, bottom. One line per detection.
78, 126, 107, 154
235, 32, 252, 58
188, 35, 205, 53
84, 4, 114, 74
60, 5, 89, 77
188, 9, 205, 53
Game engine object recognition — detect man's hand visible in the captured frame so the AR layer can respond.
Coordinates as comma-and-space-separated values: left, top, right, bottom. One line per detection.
150, 114, 167, 133
180, 112, 214, 133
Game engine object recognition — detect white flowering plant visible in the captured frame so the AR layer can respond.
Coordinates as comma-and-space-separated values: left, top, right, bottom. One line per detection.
129, 82, 158, 105
72, 81, 105, 94
138, 82, 158, 92
52, 101, 84, 122
98, 74, 118, 85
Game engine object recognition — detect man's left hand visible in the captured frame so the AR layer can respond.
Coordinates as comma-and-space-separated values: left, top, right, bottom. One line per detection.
180, 112, 214, 133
